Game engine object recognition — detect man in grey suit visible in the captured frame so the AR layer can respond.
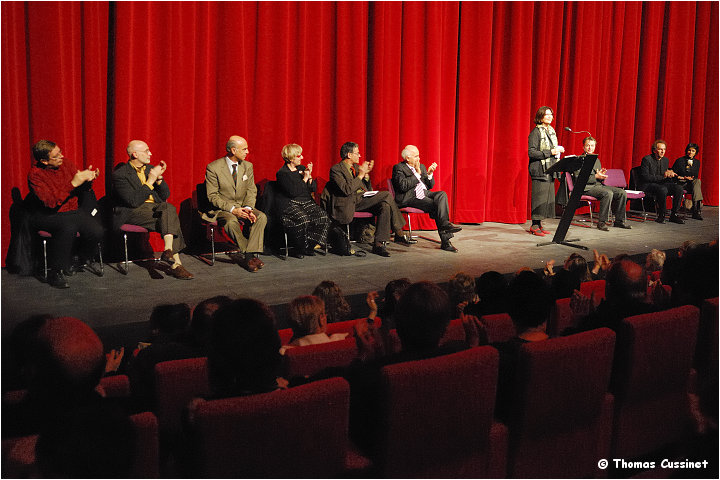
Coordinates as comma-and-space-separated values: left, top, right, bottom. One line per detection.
391, 145, 461, 252
204, 136, 267, 272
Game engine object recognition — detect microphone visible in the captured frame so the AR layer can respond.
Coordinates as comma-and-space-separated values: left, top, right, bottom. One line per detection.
563, 126, 593, 136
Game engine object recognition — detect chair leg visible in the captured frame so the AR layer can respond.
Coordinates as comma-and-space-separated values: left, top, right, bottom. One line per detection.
42, 239, 48, 280
123, 232, 130, 275
588, 201, 593, 224
406, 214, 415, 238
283, 231, 289, 260
210, 226, 215, 266
97, 243, 104, 276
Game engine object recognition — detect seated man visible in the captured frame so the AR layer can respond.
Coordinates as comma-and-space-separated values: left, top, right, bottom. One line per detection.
322, 142, 408, 257
392, 145, 462, 251
27, 140, 104, 288
204, 136, 267, 272
638, 139, 685, 224
571, 136, 631, 231
112, 140, 193, 279
672, 142, 703, 220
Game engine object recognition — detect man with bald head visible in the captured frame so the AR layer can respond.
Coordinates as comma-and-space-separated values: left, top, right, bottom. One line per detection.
204, 136, 267, 272
112, 140, 193, 279
391, 145, 461, 252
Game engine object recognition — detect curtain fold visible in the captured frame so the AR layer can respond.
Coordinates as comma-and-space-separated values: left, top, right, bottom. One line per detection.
2, 1, 717, 264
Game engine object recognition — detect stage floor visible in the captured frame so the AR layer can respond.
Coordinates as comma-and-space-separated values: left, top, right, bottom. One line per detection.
2, 208, 717, 342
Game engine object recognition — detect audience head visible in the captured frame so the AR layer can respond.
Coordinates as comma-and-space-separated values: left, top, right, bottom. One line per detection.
208, 299, 282, 395
190, 296, 233, 350
340, 142, 359, 161
7, 314, 53, 388
476, 271, 508, 315
395, 281, 452, 351
645, 249, 666, 272
281, 143, 303, 164
28, 317, 106, 402
312, 280, 351, 323
685, 143, 699, 157
672, 243, 719, 307
381, 278, 411, 319
678, 240, 697, 258
564, 252, 591, 282
605, 259, 646, 304
506, 271, 553, 331
149, 303, 191, 337
447, 272, 478, 307
288, 295, 327, 337
36, 400, 135, 479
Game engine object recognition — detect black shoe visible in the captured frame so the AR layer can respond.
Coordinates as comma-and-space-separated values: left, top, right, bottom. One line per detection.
304, 248, 316, 256
440, 223, 462, 234
291, 251, 305, 259
655, 215, 666, 224
372, 245, 391, 257
48, 270, 69, 289
441, 241, 458, 252
394, 234, 412, 246
85, 260, 104, 277
62, 266, 77, 277
314, 245, 327, 256
596, 222, 610, 232
669, 213, 685, 224
692, 211, 703, 220
613, 222, 632, 229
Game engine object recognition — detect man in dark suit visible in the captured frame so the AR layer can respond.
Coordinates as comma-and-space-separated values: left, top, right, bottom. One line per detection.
204, 135, 267, 272
638, 139, 685, 224
323, 142, 408, 257
392, 145, 461, 252
112, 140, 194, 279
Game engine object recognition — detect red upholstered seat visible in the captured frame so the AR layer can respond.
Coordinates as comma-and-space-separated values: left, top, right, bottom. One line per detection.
99, 374, 131, 398
481, 312, 517, 344
284, 338, 358, 378
376, 346, 506, 478
153, 357, 209, 436
129, 411, 160, 478
506, 328, 616, 478
580, 279, 606, 301
439, 318, 466, 345
188, 377, 358, 478
548, 297, 573, 337
611, 305, 700, 459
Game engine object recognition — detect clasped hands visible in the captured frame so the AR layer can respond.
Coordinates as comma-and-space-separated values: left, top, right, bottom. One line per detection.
146, 160, 167, 184
357, 159, 375, 176
71, 165, 100, 187
233, 206, 257, 223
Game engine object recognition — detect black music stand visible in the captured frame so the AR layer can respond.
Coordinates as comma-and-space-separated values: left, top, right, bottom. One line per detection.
536, 154, 597, 250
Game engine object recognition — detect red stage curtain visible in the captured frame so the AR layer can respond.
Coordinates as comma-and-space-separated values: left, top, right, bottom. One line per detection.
2, 1, 717, 264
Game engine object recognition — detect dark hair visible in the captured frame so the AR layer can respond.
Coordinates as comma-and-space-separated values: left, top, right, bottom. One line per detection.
190, 296, 233, 350
448, 272, 477, 306
506, 271, 553, 329
582, 136, 596, 145
149, 303, 191, 335
685, 143, 699, 155
476, 271, 508, 315
651, 139, 667, 153
564, 252, 592, 283
533, 106, 553, 125
32, 140, 57, 162
395, 281, 452, 351
312, 280, 351, 323
381, 278, 411, 321
605, 259, 646, 302
340, 142, 358, 160
208, 299, 281, 396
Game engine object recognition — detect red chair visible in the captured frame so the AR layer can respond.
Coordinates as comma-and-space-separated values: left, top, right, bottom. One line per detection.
188, 377, 362, 478
439, 318, 466, 345
194, 183, 242, 266
611, 305, 700, 459
153, 357, 209, 436
118, 224, 162, 274
565, 172, 600, 224
580, 279, 606, 301
376, 346, 506, 478
99, 374, 131, 398
129, 411, 160, 478
548, 297, 573, 337
506, 328, 616, 478
387, 178, 426, 239
326, 317, 382, 337
278, 327, 293, 345
284, 338, 358, 378
481, 312, 517, 344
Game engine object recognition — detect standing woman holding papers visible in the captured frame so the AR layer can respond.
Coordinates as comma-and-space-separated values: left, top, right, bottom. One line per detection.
528, 106, 564, 236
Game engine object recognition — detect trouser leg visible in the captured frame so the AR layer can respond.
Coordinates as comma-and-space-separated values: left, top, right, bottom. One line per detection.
586, 185, 612, 223
356, 192, 393, 242
245, 209, 266, 253
644, 183, 669, 216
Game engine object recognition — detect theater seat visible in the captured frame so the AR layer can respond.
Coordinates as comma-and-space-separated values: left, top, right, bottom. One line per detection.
505, 328, 616, 478
153, 357, 209, 436
376, 346, 505, 478
188, 377, 359, 478
481, 312, 517, 344
611, 305, 700, 459
284, 338, 358, 378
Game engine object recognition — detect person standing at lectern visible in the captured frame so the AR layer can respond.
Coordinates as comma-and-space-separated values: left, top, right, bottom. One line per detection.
527, 106, 564, 236
571, 136, 631, 231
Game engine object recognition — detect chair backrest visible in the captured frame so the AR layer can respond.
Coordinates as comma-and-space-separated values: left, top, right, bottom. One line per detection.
611, 305, 700, 458
580, 279, 606, 302
565, 171, 575, 192
386, 178, 396, 197
548, 297, 573, 337
439, 318, 466, 345
190, 377, 351, 478
154, 357, 209, 435
481, 313, 517, 344
604, 168, 628, 188
129, 411, 160, 478
284, 338, 358, 378
507, 328, 616, 478
377, 346, 503, 478
325, 317, 382, 337
195, 183, 212, 214
696, 297, 719, 376
629, 166, 643, 190
99, 374, 131, 398
278, 327, 293, 345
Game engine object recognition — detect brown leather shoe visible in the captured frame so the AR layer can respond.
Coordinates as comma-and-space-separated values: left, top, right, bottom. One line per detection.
235, 255, 259, 273
160, 249, 175, 264
250, 257, 264, 269
169, 264, 194, 280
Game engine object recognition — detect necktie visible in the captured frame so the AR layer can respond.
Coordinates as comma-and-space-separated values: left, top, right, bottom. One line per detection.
232, 164, 238, 184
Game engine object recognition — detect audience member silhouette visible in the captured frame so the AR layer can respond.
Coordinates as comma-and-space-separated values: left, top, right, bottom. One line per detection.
475, 271, 508, 316
312, 280, 351, 324
188, 295, 233, 354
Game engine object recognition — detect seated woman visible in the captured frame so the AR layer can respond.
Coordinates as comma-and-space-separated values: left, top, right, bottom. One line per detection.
276, 144, 330, 258
281, 295, 349, 354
